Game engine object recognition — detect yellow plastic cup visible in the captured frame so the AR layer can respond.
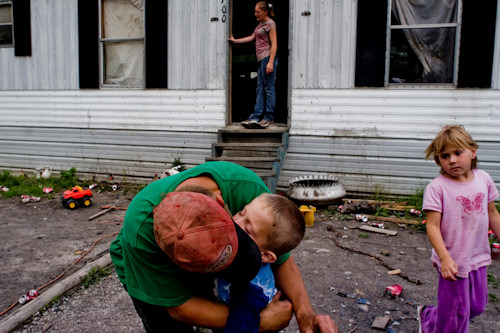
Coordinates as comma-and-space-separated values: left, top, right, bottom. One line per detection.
299, 205, 316, 227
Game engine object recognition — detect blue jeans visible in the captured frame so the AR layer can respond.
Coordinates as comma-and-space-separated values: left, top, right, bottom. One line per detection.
249, 56, 278, 122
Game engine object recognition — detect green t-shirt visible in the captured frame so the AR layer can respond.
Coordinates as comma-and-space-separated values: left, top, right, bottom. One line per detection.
110, 161, 289, 307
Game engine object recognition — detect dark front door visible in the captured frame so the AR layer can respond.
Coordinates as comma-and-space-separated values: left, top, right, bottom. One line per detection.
229, 1, 289, 124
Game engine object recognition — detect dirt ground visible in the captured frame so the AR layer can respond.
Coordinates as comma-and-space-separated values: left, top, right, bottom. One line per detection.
1, 190, 500, 333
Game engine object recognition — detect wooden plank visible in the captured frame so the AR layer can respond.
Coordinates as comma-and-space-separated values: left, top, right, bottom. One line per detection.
365, 215, 421, 225
88, 207, 114, 221
358, 225, 398, 236
342, 198, 407, 206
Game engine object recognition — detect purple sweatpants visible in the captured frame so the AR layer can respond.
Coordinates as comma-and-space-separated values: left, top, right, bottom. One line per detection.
421, 266, 488, 333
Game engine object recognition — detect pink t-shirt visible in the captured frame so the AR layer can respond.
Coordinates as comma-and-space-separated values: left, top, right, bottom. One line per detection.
423, 169, 499, 278
254, 18, 276, 62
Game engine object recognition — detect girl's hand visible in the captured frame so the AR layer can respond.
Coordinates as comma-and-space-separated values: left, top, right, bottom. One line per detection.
266, 61, 274, 74
228, 34, 235, 43
440, 257, 458, 281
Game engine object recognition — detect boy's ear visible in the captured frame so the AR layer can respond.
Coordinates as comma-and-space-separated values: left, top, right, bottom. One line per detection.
261, 250, 277, 264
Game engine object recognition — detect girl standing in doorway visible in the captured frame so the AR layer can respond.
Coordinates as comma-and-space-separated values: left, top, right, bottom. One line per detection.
229, 2, 277, 129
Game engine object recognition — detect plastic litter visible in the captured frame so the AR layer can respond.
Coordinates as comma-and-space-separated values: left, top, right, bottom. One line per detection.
355, 214, 368, 222
385, 284, 403, 298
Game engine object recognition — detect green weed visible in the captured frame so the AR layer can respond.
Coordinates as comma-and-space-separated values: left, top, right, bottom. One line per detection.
39, 295, 60, 314
488, 273, 499, 289
489, 293, 499, 303
81, 266, 113, 289
0, 167, 79, 198
358, 233, 369, 239
404, 188, 424, 209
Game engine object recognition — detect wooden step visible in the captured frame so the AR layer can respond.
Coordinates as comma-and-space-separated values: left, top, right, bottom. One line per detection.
213, 142, 282, 149
206, 156, 279, 162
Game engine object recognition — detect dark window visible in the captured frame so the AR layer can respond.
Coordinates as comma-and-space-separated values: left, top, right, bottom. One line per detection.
12, 0, 32, 56
78, 0, 99, 88
355, 0, 497, 88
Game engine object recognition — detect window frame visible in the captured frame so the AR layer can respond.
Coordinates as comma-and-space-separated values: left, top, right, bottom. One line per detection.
98, 0, 146, 88
384, 0, 463, 87
0, 0, 13, 48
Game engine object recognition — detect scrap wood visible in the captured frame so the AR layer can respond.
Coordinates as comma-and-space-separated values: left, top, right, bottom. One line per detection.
89, 206, 128, 221
379, 205, 416, 210
372, 316, 390, 330
358, 225, 398, 236
326, 225, 422, 285
387, 269, 402, 275
365, 214, 421, 225
100, 205, 128, 210
88, 207, 115, 220
342, 198, 407, 206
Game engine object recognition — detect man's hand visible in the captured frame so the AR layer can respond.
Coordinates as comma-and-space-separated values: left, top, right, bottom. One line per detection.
296, 311, 338, 333
259, 292, 293, 331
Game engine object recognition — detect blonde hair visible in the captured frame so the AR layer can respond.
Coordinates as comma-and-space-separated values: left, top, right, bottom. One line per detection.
424, 125, 479, 174
256, 1, 274, 17
260, 193, 305, 256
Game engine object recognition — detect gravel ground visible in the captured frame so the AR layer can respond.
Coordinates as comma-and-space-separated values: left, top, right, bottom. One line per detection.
4, 201, 500, 333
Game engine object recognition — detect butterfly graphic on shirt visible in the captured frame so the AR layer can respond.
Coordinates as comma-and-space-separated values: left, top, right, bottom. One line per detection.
456, 192, 485, 216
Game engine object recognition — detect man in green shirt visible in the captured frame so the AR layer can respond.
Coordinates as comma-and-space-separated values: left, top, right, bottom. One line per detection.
110, 161, 337, 332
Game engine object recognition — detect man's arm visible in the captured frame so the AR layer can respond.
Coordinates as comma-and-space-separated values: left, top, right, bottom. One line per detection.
274, 255, 338, 333
167, 295, 293, 331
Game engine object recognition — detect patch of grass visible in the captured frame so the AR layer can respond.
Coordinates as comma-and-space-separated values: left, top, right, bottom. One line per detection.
488, 273, 500, 289
0, 167, 79, 198
370, 184, 389, 202
358, 233, 369, 239
81, 266, 113, 289
404, 188, 424, 208
39, 295, 60, 314
489, 293, 499, 303
410, 222, 427, 233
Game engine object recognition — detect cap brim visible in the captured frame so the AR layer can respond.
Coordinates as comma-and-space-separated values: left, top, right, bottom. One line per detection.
217, 222, 261, 283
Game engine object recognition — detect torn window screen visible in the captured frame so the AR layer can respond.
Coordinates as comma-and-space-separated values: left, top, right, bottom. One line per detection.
101, 0, 144, 87
390, 0, 459, 84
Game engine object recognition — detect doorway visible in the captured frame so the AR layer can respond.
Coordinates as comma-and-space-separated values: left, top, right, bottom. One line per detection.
229, 1, 289, 125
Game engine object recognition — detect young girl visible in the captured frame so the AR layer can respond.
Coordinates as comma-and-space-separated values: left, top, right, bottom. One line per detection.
228, 2, 277, 129
419, 125, 500, 332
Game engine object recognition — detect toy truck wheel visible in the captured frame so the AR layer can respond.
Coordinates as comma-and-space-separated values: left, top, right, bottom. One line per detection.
66, 199, 78, 209
82, 196, 92, 207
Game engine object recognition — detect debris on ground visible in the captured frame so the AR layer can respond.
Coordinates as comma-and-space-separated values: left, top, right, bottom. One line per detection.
371, 315, 391, 330
20, 195, 41, 203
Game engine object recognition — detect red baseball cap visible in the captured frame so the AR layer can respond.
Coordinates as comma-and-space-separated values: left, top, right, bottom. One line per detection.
153, 191, 261, 283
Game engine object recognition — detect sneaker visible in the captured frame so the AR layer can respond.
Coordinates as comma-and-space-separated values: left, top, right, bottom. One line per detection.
417, 305, 425, 333
241, 119, 259, 129
258, 119, 274, 128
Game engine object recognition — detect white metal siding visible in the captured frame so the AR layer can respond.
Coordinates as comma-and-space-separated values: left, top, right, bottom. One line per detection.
290, 0, 357, 89
0, 90, 224, 181
0, 0, 79, 90
278, 88, 500, 195
168, 1, 228, 89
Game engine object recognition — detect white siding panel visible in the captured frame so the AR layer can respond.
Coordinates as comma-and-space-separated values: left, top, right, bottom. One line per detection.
0, 0, 79, 90
0, 90, 226, 131
279, 136, 500, 196
291, 0, 356, 88
0, 90, 224, 181
279, 88, 500, 195
291, 89, 500, 141
168, 1, 227, 89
